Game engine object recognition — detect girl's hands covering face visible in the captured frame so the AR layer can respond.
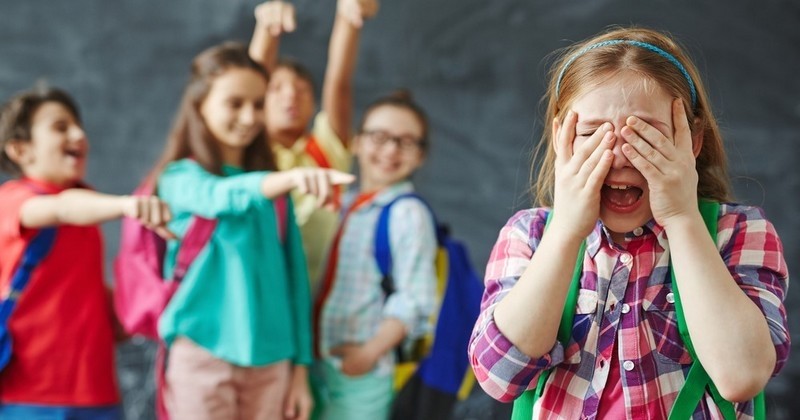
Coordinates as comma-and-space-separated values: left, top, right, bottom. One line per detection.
551, 110, 616, 239
620, 98, 699, 227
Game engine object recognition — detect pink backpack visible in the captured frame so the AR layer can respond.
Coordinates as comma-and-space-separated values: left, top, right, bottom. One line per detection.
113, 180, 287, 419
113, 181, 217, 340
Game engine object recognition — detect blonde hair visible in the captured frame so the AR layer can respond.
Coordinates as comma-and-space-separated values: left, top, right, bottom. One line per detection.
531, 26, 732, 206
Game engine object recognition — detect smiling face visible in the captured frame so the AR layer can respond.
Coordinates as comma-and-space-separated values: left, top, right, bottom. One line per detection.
199, 67, 267, 166
569, 71, 674, 236
265, 66, 316, 144
8, 101, 88, 186
354, 105, 426, 192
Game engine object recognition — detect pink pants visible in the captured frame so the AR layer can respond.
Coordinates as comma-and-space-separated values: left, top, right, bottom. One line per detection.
165, 338, 291, 420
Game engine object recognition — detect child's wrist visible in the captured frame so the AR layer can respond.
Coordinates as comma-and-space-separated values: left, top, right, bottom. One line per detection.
363, 340, 384, 361
120, 195, 138, 218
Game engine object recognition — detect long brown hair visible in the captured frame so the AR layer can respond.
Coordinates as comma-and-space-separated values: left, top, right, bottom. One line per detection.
532, 26, 732, 206
150, 42, 275, 180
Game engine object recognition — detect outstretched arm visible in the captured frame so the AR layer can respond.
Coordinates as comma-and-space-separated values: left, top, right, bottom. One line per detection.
249, 1, 296, 73
20, 189, 174, 239
260, 168, 354, 210
322, 0, 379, 144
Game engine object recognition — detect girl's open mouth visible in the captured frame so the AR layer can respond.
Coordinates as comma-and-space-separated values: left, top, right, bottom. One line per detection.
601, 184, 644, 213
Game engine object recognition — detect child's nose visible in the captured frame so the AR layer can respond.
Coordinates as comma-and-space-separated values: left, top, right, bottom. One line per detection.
283, 84, 298, 99
381, 138, 402, 154
69, 125, 86, 142
239, 105, 257, 125
610, 129, 631, 169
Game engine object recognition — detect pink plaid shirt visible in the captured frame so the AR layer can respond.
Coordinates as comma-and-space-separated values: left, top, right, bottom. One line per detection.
469, 204, 790, 419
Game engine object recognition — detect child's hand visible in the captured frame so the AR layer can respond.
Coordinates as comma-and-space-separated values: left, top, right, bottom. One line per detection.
329, 342, 379, 376
620, 98, 699, 227
289, 168, 355, 210
337, 0, 379, 28
283, 365, 313, 420
124, 196, 176, 240
550, 110, 616, 239
255, 1, 296, 37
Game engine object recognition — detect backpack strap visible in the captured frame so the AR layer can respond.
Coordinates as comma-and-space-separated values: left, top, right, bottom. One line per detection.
374, 192, 440, 366
669, 200, 764, 420
2, 182, 60, 308
0, 227, 57, 371
374, 193, 439, 299
172, 217, 217, 282
0, 182, 60, 370
306, 136, 341, 209
274, 196, 288, 243
511, 210, 586, 420
305, 135, 332, 169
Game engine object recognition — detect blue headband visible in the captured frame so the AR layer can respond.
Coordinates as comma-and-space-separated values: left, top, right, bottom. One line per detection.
555, 39, 697, 108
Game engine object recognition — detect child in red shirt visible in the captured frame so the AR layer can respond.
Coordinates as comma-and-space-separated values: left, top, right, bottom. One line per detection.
0, 86, 172, 420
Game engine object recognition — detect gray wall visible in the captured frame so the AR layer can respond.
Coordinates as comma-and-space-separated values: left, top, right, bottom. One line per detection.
1, 0, 798, 418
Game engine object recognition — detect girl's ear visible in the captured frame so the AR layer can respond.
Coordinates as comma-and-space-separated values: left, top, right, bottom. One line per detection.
4, 140, 31, 165
691, 118, 704, 158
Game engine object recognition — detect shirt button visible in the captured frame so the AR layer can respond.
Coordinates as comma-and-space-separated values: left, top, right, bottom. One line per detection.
633, 227, 644, 236
621, 303, 630, 314
620, 253, 632, 264
666, 292, 675, 303
623, 360, 635, 371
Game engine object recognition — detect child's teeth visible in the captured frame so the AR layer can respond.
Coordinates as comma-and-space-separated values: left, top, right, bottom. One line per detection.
608, 184, 630, 190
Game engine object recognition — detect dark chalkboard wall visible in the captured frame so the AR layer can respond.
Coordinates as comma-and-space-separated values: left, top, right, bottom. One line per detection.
2, 0, 798, 418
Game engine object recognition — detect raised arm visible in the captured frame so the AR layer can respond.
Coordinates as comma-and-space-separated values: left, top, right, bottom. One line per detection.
249, 1, 296, 73
322, 0, 379, 143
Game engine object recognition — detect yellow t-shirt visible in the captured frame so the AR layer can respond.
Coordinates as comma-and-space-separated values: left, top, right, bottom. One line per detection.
272, 112, 352, 290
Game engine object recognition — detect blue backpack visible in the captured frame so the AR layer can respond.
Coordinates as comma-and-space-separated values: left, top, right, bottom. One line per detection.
374, 193, 484, 420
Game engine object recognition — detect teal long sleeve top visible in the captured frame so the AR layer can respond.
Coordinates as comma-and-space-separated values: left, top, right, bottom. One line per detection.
157, 159, 312, 366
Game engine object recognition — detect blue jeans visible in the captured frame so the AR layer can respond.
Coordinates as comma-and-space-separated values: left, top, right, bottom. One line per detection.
0, 404, 122, 420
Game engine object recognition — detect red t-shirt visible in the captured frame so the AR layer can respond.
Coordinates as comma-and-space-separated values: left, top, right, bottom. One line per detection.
0, 179, 119, 405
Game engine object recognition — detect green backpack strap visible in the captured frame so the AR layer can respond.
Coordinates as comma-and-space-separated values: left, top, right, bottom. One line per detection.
511, 211, 586, 419
669, 200, 765, 420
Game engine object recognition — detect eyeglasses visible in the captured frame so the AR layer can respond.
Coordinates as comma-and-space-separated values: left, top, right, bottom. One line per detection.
360, 130, 425, 152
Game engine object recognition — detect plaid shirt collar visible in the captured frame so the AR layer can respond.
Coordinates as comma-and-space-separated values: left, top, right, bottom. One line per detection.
586, 218, 667, 258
